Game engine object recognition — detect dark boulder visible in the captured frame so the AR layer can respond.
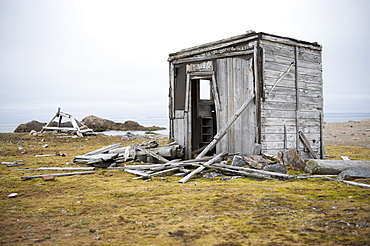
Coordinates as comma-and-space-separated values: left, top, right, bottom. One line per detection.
81, 115, 165, 132
14, 120, 46, 132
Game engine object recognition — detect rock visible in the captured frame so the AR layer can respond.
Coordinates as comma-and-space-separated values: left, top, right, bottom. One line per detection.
243, 155, 269, 169
14, 120, 73, 133
81, 115, 165, 132
279, 149, 306, 171
336, 168, 370, 180
14, 120, 46, 132
232, 155, 247, 167
263, 163, 287, 174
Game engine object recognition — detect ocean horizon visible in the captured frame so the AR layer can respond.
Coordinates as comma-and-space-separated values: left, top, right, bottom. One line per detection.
0, 112, 369, 134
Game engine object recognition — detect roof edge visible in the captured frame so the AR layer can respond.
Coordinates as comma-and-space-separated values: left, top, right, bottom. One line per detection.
168, 31, 322, 61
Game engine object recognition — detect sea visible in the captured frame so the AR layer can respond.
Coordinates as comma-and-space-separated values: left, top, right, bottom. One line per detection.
0, 113, 369, 135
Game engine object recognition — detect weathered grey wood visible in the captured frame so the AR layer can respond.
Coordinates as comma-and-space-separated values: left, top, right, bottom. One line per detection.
299, 131, 317, 159
1, 161, 17, 165
136, 146, 169, 163
7, 163, 25, 167
266, 61, 295, 95
124, 169, 152, 177
320, 113, 325, 159
178, 151, 226, 183
84, 143, 122, 156
197, 96, 255, 159
172, 50, 255, 65
168, 34, 257, 61
135, 167, 181, 179
37, 167, 95, 171
261, 35, 321, 51
212, 163, 295, 180
325, 177, 370, 189
305, 160, 370, 175
74, 153, 118, 162
21, 171, 95, 180
209, 165, 277, 180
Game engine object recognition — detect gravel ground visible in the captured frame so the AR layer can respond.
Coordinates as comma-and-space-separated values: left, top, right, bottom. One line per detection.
324, 119, 370, 146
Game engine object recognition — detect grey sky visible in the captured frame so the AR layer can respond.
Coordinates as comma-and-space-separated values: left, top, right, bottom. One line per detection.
0, 0, 369, 122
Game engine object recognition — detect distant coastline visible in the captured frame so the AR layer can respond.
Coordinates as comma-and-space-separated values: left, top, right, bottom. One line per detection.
0, 113, 369, 133
324, 113, 370, 123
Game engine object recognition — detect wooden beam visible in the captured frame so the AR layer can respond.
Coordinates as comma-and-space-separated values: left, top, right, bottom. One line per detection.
294, 46, 300, 152
21, 171, 95, 180
172, 50, 255, 65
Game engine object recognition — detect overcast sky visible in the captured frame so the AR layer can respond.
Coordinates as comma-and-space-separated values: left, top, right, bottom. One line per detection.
0, 0, 369, 123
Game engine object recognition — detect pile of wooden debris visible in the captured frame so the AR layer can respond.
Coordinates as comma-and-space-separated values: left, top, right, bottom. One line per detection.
72, 141, 370, 188
73, 140, 184, 168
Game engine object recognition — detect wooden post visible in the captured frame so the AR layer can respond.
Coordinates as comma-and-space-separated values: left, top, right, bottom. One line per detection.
294, 46, 300, 153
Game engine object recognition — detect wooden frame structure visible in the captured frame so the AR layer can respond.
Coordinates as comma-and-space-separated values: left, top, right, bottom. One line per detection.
168, 31, 324, 160
41, 107, 93, 137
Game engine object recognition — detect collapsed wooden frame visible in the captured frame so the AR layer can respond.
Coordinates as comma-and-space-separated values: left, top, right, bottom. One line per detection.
41, 107, 94, 137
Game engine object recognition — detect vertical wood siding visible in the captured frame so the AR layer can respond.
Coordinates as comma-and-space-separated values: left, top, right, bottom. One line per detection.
215, 56, 256, 156
260, 39, 323, 158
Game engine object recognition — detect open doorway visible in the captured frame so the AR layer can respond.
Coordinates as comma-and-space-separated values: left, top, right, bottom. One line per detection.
191, 78, 217, 156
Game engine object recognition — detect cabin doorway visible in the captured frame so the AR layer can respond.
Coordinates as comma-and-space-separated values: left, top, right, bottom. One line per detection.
191, 78, 217, 156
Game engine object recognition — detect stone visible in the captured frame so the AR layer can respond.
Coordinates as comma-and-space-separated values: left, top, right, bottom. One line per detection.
263, 163, 287, 174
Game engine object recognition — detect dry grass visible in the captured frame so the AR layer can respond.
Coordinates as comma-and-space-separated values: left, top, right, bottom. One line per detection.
0, 133, 369, 245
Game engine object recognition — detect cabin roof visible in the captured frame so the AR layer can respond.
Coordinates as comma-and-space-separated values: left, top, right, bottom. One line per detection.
168, 31, 322, 62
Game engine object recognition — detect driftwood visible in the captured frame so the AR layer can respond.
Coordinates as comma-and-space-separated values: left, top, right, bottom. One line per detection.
21, 171, 95, 180
305, 160, 370, 175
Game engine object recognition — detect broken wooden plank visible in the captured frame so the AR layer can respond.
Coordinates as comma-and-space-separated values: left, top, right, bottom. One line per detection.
7, 163, 25, 167
84, 143, 122, 156
123, 169, 152, 177
133, 167, 181, 180
325, 177, 370, 189
208, 165, 277, 180
212, 163, 296, 180
21, 171, 95, 180
37, 167, 95, 171
178, 151, 226, 183
299, 131, 317, 159
304, 160, 370, 175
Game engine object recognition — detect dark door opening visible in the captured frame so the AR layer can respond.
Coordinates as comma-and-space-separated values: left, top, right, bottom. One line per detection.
191, 79, 217, 156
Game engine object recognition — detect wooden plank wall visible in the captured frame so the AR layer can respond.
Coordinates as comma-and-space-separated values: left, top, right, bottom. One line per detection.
260, 39, 323, 159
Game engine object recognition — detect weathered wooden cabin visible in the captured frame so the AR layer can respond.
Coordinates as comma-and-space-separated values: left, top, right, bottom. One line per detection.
168, 31, 324, 160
